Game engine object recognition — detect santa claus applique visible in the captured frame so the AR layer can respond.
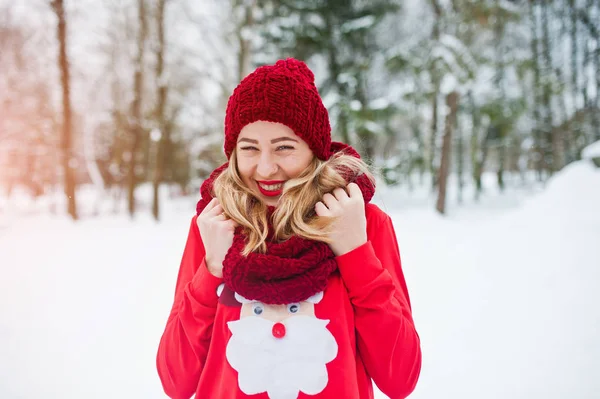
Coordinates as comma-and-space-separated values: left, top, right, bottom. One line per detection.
216, 284, 339, 399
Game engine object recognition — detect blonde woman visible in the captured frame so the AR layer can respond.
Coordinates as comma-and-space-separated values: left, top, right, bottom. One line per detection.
156, 58, 421, 399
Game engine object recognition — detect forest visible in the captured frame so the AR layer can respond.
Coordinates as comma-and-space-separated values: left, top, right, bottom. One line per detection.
1, 0, 598, 219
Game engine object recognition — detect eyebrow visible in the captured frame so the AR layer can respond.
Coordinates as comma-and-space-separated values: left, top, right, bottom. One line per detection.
238, 137, 299, 144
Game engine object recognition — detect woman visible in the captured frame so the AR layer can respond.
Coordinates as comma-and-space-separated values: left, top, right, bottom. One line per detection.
156, 58, 421, 399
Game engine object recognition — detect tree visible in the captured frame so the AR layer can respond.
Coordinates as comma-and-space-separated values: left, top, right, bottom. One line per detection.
152, 0, 169, 221
578, 0, 600, 141
436, 91, 459, 215
236, 0, 256, 82
387, 0, 478, 191
51, 0, 78, 220
127, 0, 148, 217
569, 0, 580, 152
259, 0, 398, 160
428, 0, 442, 189
540, 0, 557, 172
528, 0, 545, 178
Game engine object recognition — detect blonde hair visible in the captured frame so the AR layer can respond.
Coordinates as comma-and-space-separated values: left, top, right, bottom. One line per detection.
212, 150, 374, 255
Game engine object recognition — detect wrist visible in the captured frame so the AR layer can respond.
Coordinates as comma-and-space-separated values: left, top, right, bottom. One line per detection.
332, 238, 367, 256
205, 257, 223, 278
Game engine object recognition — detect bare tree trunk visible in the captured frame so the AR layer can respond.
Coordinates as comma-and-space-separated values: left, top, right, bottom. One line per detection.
456, 116, 464, 204
579, 2, 595, 143
590, 0, 600, 140
152, 0, 168, 221
569, 0, 580, 162
105, 4, 128, 204
128, 0, 148, 217
582, 37, 591, 145
237, 0, 255, 82
436, 91, 459, 215
494, 0, 507, 190
429, 0, 442, 189
51, 0, 77, 220
475, 127, 493, 199
596, 52, 600, 142
429, 81, 439, 189
529, 0, 544, 179
569, 0, 579, 108
541, 0, 556, 172
497, 140, 506, 190
468, 91, 484, 201
554, 0, 571, 167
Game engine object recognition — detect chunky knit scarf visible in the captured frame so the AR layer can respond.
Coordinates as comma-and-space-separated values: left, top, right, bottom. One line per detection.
196, 143, 374, 304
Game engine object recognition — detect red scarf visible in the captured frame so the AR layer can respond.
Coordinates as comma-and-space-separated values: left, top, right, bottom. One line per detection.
196, 143, 374, 304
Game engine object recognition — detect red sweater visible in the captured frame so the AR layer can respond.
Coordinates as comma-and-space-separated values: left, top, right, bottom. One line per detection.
157, 203, 421, 399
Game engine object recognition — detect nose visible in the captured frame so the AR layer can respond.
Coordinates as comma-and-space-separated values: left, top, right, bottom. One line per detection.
256, 152, 278, 177
272, 322, 286, 339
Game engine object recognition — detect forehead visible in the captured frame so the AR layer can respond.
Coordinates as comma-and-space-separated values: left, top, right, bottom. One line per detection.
238, 121, 298, 141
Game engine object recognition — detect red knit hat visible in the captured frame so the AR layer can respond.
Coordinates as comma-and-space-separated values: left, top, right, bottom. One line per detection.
224, 58, 332, 160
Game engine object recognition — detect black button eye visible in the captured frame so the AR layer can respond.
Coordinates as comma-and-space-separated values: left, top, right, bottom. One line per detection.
252, 303, 264, 315
287, 303, 300, 314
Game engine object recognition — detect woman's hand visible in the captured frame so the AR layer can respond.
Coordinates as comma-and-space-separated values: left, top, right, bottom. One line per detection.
196, 198, 238, 278
314, 182, 367, 256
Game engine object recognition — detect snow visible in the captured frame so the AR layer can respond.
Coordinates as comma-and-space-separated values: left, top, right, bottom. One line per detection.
364, 121, 386, 135
581, 139, 600, 159
430, 42, 471, 84
401, 161, 600, 399
439, 34, 478, 74
499, 0, 523, 14
340, 15, 377, 33
370, 97, 391, 110
350, 100, 363, 111
1, 163, 600, 399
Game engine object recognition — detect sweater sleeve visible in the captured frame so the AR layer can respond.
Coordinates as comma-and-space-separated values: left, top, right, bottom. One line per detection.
156, 216, 224, 399
335, 205, 422, 399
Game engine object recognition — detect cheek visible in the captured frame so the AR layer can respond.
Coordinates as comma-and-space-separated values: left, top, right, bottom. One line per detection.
240, 305, 252, 318
236, 159, 254, 182
282, 155, 313, 177
298, 303, 315, 317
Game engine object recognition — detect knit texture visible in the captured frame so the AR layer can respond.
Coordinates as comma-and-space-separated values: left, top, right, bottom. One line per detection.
196, 142, 375, 304
197, 58, 375, 304
224, 58, 332, 160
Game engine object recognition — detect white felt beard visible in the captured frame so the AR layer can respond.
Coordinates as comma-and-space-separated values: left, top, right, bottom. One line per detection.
226, 315, 338, 399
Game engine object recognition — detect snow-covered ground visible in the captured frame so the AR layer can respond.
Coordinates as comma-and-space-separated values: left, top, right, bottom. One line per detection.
1, 160, 599, 399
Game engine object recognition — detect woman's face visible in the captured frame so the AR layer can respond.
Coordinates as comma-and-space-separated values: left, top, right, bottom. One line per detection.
236, 121, 314, 206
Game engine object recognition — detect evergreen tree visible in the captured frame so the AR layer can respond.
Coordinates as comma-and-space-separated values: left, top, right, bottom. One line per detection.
258, 0, 399, 161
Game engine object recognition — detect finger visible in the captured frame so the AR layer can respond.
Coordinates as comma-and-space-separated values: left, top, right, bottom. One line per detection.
347, 182, 363, 199
322, 193, 340, 211
332, 187, 349, 202
224, 219, 239, 230
206, 203, 223, 217
212, 213, 227, 221
314, 201, 331, 217
200, 198, 217, 215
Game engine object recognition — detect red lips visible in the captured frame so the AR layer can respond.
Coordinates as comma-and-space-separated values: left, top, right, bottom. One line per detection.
256, 180, 285, 197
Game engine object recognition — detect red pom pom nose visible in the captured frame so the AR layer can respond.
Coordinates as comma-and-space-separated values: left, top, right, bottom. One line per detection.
272, 322, 286, 339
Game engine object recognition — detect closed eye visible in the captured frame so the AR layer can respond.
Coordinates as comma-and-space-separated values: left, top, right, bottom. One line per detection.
276, 145, 294, 151
239, 145, 293, 152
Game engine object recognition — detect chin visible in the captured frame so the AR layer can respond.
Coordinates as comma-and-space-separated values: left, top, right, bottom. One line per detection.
261, 196, 280, 207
